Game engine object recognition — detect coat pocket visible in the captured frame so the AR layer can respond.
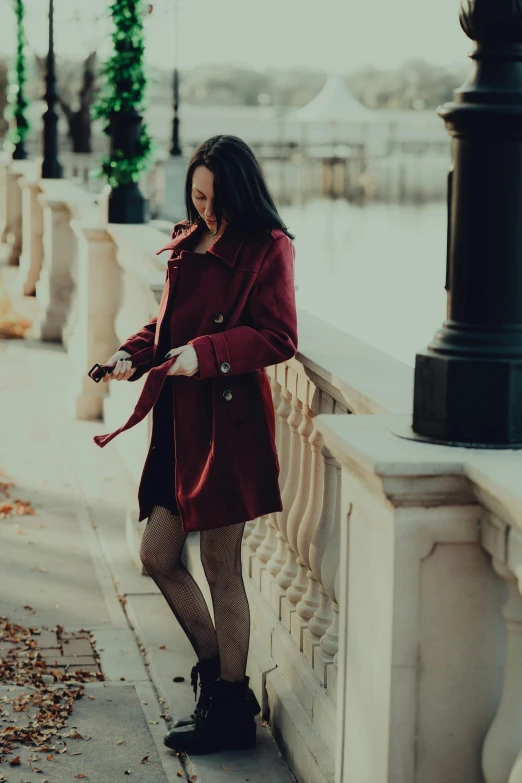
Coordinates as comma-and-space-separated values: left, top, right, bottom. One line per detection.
216, 375, 250, 425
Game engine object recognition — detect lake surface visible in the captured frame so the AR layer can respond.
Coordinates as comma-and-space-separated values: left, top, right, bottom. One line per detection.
280, 198, 448, 367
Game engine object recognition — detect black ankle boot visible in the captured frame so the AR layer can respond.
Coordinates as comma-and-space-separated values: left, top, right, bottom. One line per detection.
164, 677, 256, 754
172, 657, 261, 728
172, 655, 220, 728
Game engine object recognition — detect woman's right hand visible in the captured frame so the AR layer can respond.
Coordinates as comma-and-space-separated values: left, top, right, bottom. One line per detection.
102, 350, 136, 383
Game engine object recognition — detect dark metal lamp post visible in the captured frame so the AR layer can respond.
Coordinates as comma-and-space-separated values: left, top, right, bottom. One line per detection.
410, 0, 522, 448
170, 66, 182, 156
170, 0, 182, 156
41, 0, 62, 178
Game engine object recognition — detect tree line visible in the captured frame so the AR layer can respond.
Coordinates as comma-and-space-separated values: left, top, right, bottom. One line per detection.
0, 56, 469, 153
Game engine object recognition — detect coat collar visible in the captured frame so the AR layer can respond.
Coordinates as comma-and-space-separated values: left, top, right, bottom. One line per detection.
155, 221, 249, 269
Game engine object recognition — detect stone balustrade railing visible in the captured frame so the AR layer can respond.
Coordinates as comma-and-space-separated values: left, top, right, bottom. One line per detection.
3, 156, 521, 783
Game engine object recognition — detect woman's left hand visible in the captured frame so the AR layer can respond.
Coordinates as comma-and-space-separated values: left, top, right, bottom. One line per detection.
166, 345, 199, 377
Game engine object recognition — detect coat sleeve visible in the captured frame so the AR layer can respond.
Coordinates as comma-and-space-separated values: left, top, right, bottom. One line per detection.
117, 318, 158, 382
189, 234, 298, 380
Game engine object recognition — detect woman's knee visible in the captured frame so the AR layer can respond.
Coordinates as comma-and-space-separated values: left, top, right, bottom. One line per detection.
140, 538, 179, 577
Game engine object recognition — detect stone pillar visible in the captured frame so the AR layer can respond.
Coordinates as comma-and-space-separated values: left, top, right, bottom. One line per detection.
4, 161, 33, 266
315, 413, 507, 783
0, 153, 9, 244
17, 178, 44, 295
34, 189, 76, 341
66, 221, 120, 420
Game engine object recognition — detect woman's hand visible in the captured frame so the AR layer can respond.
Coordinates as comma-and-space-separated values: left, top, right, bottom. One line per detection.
103, 350, 136, 383
166, 345, 199, 377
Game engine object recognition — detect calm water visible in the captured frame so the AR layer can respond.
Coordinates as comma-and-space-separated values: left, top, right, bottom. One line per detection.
280, 199, 448, 367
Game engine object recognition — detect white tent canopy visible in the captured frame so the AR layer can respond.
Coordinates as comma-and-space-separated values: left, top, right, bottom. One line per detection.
292, 74, 378, 124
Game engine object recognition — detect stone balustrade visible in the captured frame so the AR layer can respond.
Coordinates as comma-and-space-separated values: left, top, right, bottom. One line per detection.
3, 157, 522, 783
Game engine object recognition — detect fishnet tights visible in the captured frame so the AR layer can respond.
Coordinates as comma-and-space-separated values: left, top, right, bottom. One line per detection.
140, 504, 250, 682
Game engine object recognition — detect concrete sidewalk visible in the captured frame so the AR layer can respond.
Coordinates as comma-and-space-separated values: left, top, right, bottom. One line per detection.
0, 330, 295, 783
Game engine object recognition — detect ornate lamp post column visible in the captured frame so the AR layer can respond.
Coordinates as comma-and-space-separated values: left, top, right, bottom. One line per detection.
170, 0, 182, 156
8, 0, 30, 161
411, 0, 522, 448
91, 0, 152, 224
41, 0, 63, 178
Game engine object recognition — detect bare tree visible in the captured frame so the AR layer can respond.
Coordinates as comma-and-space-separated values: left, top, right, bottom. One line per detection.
35, 50, 98, 153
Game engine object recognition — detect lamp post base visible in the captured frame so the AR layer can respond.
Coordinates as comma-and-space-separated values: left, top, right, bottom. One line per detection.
108, 182, 148, 224
412, 348, 522, 449
391, 420, 522, 450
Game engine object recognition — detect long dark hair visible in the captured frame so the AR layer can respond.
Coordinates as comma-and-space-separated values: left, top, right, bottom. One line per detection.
184, 135, 295, 240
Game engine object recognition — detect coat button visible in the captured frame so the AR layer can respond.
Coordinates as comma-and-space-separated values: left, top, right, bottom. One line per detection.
220, 361, 231, 374
212, 313, 224, 324
223, 389, 233, 402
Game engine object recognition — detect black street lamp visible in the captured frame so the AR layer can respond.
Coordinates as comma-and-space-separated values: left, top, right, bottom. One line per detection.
170, 0, 182, 156
170, 66, 182, 156
410, 0, 522, 448
41, 0, 62, 178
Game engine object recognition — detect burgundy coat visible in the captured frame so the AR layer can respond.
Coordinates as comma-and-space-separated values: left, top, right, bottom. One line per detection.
94, 220, 298, 534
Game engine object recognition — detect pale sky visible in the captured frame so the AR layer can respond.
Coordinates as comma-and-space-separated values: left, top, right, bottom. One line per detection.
0, 0, 470, 73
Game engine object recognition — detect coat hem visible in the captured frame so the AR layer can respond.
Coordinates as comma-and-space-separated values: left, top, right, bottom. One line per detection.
138, 502, 282, 533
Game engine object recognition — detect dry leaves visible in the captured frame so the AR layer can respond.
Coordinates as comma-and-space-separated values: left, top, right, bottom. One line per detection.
0, 618, 103, 764
0, 474, 35, 519
0, 280, 32, 339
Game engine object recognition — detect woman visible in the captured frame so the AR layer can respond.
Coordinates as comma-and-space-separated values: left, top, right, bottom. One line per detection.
94, 135, 298, 755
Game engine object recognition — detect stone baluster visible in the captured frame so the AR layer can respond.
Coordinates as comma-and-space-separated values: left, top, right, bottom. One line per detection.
288, 389, 326, 649
280, 376, 313, 630
17, 178, 44, 296
314, 451, 342, 686
302, 404, 339, 667
244, 515, 269, 577
263, 366, 293, 602
251, 371, 283, 588
243, 519, 256, 540
328, 566, 341, 696
482, 560, 522, 783
271, 368, 302, 614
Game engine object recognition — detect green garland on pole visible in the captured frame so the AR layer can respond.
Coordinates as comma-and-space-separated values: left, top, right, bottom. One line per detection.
91, 0, 154, 187
5, 0, 30, 154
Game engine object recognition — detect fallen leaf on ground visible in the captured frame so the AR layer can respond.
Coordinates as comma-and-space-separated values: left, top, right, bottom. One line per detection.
47, 754, 54, 761
69, 751, 82, 756
74, 775, 86, 779
189, 776, 198, 782
141, 756, 149, 764
159, 645, 166, 650
124, 770, 131, 775
148, 720, 158, 725
116, 740, 125, 745
9, 755, 21, 765
176, 773, 183, 778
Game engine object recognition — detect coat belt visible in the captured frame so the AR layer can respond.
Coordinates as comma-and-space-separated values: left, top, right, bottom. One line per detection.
91, 352, 177, 448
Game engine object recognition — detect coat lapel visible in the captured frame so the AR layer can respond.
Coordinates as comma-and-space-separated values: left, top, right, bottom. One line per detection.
155, 221, 249, 269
